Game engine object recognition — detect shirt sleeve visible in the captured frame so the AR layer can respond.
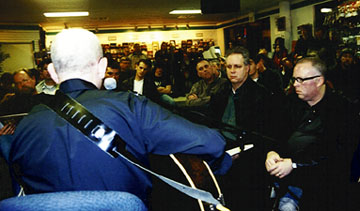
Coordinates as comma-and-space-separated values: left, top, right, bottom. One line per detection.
134, 96, 231, 174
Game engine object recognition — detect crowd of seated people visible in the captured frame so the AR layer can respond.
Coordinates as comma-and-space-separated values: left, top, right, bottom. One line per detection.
0, 26, 359, 211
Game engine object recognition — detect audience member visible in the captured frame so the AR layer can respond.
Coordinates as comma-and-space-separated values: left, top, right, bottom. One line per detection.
153, 63, 175, 106
252, 53, 284, 95
119, 56, 134, 84
128, 43, 147, 69
327, 48, 360, 102
102, 60, 121, 90
0, 72, 15, 103
265, 57, 355, 211
35, 59, 59, 95
154, 42, 171, 72
8, 29, 232, 208
272, 37, 288, 70
210, 59, 226, 79
209, 46, 281, 210
121, 59, 161, 103
0, 69, 39, 116
293, 24, 316, 58
185, 59, 227, 107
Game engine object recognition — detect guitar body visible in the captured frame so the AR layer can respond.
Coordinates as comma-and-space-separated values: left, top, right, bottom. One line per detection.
150, 153, 223, 211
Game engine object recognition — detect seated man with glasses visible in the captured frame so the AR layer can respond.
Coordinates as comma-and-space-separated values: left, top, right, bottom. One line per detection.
265, 57, 355, 211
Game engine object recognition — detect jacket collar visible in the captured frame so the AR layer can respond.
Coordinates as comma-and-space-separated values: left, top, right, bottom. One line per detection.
59, 79, 98, 94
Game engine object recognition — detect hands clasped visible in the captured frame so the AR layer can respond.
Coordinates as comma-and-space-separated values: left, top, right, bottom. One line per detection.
265, 151, 294, 179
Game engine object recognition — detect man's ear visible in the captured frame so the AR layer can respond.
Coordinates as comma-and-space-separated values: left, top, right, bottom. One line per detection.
47, 63, 60, 84
97, 57, 107, 79
245, 64, 250, 74
317, 76, 325, 87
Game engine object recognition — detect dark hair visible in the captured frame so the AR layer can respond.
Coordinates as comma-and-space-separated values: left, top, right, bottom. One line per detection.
137, 59, 152, 70
108, 60, 120, 69
255, 53, 272, 68
274, 37, 285, 49
120, 56, 131, 62
339, 48, 354, 58
226, 46, 250, 65
0, 72, 13, 86
38, 58, 52, 70
153, 62, 164, 70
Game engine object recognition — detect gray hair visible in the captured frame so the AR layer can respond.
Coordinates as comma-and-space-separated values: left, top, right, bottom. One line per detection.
226, 46, 250, 65
296, 57, 327, 76
50, 29, 103, 75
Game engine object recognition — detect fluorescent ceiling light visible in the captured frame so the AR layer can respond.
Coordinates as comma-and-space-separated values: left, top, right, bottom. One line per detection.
320, 8, 332, 13
44, 12, 89, 17
169, 10, 202, 14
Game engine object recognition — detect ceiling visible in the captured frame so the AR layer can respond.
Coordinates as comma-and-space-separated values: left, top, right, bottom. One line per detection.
0, 0, 291, 31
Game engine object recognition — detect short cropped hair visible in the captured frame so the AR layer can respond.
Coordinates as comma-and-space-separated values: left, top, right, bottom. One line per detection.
296, 57, 327, 76
226, 46, 250, 66
120, 56, 131, 63
108, 59, 120, 70
50, 29, 103, 75
137, 59, 152, 70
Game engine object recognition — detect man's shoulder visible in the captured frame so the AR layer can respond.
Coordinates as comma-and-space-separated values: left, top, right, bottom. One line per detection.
214, 77, 228, 84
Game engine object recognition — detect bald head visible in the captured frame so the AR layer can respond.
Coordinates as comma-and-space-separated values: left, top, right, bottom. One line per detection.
51, 29, 103, 74
48, 29, 107, 88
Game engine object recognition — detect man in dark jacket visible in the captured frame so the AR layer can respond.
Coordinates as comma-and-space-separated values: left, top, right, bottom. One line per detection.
120, 59, 161, 104
265, 57, 355, 211
209, 46, 283, 210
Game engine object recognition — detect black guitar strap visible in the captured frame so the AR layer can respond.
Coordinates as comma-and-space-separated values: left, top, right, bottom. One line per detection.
39, 91, 228, 211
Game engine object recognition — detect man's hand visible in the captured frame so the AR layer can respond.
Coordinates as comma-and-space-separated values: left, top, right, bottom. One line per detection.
187, 94, 198, 100
157, 87, 165, 92
265, 151, 282, 171
0, 123, 15, 135
267, 158, 294, 179
0, 93, 15, 104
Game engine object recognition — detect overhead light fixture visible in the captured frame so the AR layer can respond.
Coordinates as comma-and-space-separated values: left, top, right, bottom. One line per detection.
320, 8, 332, 13
44, 12, 89, 17
169, 10, 202, 14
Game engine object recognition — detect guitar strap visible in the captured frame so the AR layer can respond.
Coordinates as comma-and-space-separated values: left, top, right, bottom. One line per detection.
39, 91, 229, 211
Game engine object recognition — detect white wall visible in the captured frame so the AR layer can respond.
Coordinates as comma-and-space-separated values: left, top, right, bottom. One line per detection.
0, 30, 39, 72
270, 4, 315, 52
291, 5, 314, 41
1, 43, 35, 72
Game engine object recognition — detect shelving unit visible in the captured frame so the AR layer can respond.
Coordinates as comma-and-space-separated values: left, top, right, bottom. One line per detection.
323, 0, 360, 55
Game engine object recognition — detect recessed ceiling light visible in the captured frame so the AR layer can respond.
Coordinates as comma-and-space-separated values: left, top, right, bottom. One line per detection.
320, 8, 332, 13
169, 10, 202, 14
44, 12, 89, 17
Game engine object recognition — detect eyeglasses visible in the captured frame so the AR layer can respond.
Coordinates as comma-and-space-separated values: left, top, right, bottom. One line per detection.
291, 75, 321, 83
